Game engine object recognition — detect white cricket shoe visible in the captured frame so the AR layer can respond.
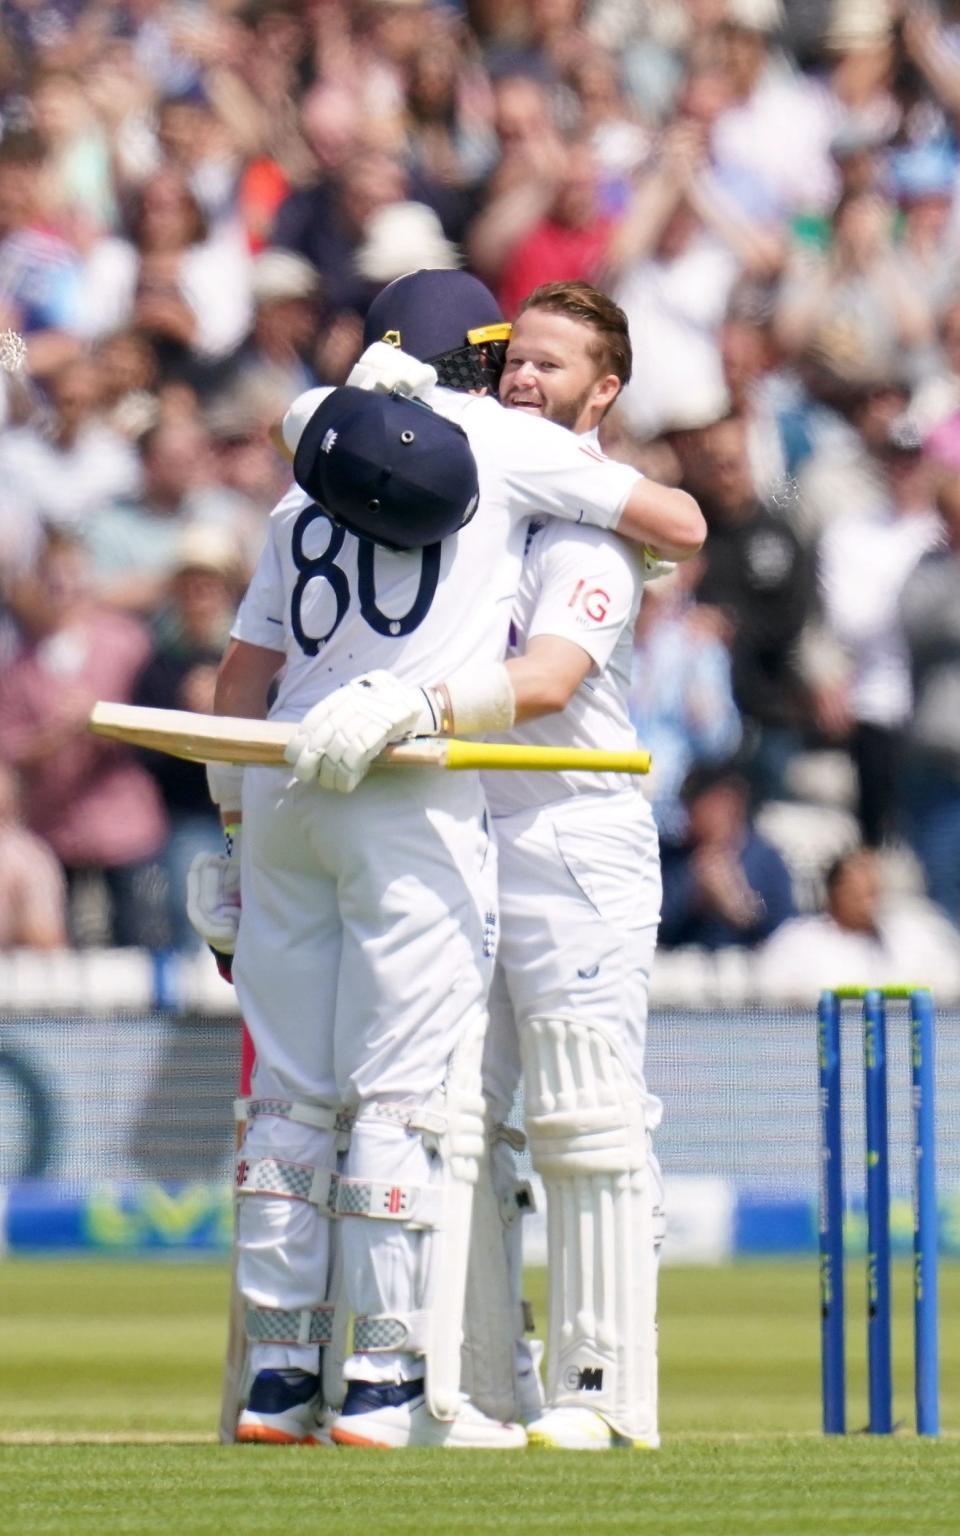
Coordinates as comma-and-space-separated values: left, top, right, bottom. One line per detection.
236, 1369, 332, 1446
330, 1379, 527, 1449
526, 1405, 658, 1451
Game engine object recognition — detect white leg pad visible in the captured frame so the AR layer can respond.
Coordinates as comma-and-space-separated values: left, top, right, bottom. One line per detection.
339, 1015, 487, 1421
235, 1096, 348, 1376
462, 1123, 536, 1422
521, 1015, 659, 1445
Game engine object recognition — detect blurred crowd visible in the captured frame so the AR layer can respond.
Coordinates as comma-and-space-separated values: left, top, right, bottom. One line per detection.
1, 0, 960, 993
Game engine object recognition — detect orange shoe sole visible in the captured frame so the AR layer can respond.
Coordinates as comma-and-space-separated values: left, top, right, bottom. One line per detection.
236, 1425, 303, 1445
330, 1425, 397, 1449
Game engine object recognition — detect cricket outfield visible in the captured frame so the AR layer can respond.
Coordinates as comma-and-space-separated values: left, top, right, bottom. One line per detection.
1, 1258, 957, 1534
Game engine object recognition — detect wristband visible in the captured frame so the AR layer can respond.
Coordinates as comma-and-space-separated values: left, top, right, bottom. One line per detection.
433, 662, 516, 736
223, 823, 242, 859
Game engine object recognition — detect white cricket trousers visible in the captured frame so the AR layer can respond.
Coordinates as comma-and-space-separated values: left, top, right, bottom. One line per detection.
484, 788, 663, 1130
232, 762, 496, 1379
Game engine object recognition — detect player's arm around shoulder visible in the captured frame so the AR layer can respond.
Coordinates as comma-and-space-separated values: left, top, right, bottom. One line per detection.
491, 404, 705, 561
506, 520, 640, 722
617, 476, 704, 564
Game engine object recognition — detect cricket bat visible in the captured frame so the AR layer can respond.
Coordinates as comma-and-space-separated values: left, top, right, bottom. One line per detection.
88, 702, 652, 774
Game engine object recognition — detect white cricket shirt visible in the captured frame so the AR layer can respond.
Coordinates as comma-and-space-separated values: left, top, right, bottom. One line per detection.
232, 389, 640, 719
484, 494, 646, 817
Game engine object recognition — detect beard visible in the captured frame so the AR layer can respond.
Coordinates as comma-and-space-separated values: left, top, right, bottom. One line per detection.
543, 381, 597, 431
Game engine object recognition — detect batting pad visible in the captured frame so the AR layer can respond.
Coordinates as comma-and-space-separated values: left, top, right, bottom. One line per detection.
234, 1097, 347, 1377
461, 1124, 536, 1422
342, 1014, 488, 1422
521, 1015, 659, 1445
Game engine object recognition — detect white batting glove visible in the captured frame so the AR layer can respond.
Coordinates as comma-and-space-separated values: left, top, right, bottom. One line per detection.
347, 342, 438, 403
187, 831, 242, 955
281, 386, 335, 458
283, 671, 438, 792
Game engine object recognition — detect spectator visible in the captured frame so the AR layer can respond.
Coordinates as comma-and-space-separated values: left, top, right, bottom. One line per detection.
892, 143, 960, 320
775, 188, 934, 384
0, 354, 141, 542
83, 33, 166, 201
270, 144, 408, 317
0, 530, 167, 947
693, 412, 815, 803
243, 78, 360, 253
900, 415, 960, 925
821, 119, 892, 217
493, 0, 592, 82
566, 45, 651, 210
608, 118, 782, 441
208, 0, 315, 232
819, 1, 901, 153
210, 247, 322, 425
152, 87, 242, 236
133, 524, 244, 950
29, 66, 118, 238
0, 760, 67, 951
0, 127, 83, 377
582, 0, 699, 126
720, 281, 836, 512
84, 415, 224, 615
95, 328, 160, 440
710, 0, 837, 222
202, 406, 289, 576
467, 72, 568, 287
755, 846, 960, 999
74, 167, 252, 389
795, 362, 910, 539
911, 293, 960, 435
403, 31, 498, 196
658, 759, 795, 949
818, 416, 943, 846
496, 138, 617, 318
629, 556, 742, 845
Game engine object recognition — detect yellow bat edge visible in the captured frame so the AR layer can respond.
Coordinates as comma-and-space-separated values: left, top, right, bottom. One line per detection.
88, 702, 651, 774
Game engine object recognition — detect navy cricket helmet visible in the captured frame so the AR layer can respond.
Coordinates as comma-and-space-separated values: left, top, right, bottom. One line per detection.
292, 385, 479, 551
363, 269, 512, 393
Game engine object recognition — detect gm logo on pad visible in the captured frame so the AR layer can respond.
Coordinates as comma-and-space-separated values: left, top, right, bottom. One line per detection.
564, 1365, 604, 1391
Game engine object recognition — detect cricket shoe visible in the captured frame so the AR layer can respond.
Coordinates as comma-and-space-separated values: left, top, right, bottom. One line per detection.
236, 1368, 331, 1445
330, 1379, 527, 1449
526, 1405, 658, 1451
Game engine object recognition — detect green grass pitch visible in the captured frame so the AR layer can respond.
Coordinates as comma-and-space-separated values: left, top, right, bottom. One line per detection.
1, 1258, 959, 1534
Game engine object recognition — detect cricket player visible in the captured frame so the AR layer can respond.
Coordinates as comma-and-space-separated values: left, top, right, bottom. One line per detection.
462, 282, 666, 1451
190, 270, 703, 1450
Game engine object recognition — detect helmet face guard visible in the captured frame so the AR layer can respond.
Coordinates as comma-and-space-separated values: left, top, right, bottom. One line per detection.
430, 322, 512, 394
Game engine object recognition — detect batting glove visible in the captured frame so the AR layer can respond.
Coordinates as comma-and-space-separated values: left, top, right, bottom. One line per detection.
283, 670, 438, 792
187, 825, 242, 957
347, 342, 438, 403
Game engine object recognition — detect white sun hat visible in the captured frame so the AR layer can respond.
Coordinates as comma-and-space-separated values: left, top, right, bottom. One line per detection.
355, 202, 460, 284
